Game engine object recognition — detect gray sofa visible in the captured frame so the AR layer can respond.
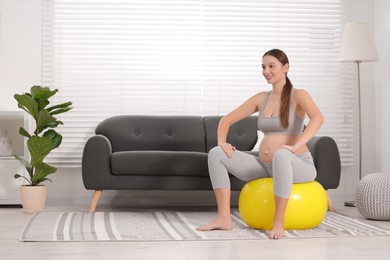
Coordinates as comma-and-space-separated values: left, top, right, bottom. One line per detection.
82, 115, 341, 213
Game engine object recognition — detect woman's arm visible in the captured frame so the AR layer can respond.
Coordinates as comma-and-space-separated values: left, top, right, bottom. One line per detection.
217, 92, 264, 157
289, 89, 324, 152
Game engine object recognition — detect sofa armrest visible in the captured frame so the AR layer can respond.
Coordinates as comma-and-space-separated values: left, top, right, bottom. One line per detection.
307, 136, 341, 190
82, 135, 113, 190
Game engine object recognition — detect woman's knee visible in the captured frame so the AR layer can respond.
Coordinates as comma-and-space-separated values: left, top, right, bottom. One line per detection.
208, 146, 226, 157
208, 146, 227, 161
272, 148, 293, 163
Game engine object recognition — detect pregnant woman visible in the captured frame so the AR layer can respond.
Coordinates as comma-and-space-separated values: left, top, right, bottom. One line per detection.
196, 49, 324, 239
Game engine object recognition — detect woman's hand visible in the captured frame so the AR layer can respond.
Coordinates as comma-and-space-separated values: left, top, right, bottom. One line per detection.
219, 143, 236, 158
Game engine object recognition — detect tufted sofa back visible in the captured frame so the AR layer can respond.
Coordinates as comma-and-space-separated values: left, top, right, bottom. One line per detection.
96, 116, 206, 152
204, 116, 258, 152
95, 115, 258, 153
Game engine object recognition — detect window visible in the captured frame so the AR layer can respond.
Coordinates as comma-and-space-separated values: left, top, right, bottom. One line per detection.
42, 0, 353, 166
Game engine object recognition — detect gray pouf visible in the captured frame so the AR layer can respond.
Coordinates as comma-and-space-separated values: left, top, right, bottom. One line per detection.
355, 173, 390, 220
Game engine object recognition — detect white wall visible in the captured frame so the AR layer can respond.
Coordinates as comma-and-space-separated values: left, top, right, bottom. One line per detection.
375, 0, 390, 174
333, 0, 378, 203
0, 0, 385, 207
353, 0, 377, 178
0, 0, 41, 109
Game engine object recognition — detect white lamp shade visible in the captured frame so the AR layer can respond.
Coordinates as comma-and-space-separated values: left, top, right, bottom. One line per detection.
338, 22, 378, 62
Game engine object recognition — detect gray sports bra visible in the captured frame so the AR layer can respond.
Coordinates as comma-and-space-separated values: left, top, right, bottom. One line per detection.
258, 91, 304, 136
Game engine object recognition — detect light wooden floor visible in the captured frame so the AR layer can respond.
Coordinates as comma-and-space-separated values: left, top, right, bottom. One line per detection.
1, 202, 390, 260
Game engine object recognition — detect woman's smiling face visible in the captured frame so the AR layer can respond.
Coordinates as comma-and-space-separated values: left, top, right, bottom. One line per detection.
262, 55, 289, 85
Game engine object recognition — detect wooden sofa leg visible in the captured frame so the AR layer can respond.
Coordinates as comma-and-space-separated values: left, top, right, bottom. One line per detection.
326, 190, 335, 212
89, 190, 103, 214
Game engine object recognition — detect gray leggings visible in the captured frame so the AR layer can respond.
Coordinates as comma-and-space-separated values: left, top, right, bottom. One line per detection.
208, 146, 317, 198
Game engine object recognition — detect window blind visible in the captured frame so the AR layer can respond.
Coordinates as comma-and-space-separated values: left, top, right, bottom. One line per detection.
42, 0, 353, 166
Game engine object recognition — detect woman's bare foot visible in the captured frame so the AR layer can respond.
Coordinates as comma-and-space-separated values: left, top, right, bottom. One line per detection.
196, 216, 232, 231
268, 222, 285, 239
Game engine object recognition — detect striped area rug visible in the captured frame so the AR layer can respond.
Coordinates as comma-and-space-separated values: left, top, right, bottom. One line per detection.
20, 211, 390, 241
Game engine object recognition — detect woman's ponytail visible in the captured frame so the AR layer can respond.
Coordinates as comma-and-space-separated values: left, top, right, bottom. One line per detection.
280, 75, 293, 129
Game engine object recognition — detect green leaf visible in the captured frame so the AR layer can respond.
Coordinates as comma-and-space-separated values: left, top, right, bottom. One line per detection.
39, 178, 53, 184
14, 94, 39, 120
18, 127, 31, 138
14, 155, 33, 178
43, 130, 63, 149
30, 85, 58, 100
36, 110, 57, 135
31, 162, 57, 186
27, 136, 53, 166
37, 120, 63, 134
47, 101, 73, 113
36, 99, 50, 111
49, 107, 73, 116
14, 174, 32, 185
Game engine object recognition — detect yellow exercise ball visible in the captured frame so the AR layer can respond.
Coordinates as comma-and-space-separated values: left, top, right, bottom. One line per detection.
238, 178, 328, 230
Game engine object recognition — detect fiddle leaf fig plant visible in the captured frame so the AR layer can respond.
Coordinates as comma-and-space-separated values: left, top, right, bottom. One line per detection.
13, 85, 73, 186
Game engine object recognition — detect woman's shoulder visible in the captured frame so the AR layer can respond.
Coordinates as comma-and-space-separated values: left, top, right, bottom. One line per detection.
254, 91, 270, 103
292, 88, 311, 99
292, 88, 314, 107
242, 91, 269, 111
259, 90, 270, 95
247, 91, 268, 101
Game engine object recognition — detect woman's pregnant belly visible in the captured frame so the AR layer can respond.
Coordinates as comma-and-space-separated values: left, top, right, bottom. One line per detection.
259, 135, 309, 163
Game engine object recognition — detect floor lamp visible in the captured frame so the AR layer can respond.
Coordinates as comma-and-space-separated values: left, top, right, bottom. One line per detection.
338, 22, 378, 207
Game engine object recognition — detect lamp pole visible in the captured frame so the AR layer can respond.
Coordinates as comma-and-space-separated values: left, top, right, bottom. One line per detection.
345, 61, 362, 207
356, 61, 362, 183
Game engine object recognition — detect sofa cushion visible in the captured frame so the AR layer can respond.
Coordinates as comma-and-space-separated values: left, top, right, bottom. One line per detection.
111, 151, 209, 177
96, 116, 206, 153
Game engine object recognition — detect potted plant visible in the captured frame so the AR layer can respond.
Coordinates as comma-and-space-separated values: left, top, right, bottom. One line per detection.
13, 85, 72, 212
